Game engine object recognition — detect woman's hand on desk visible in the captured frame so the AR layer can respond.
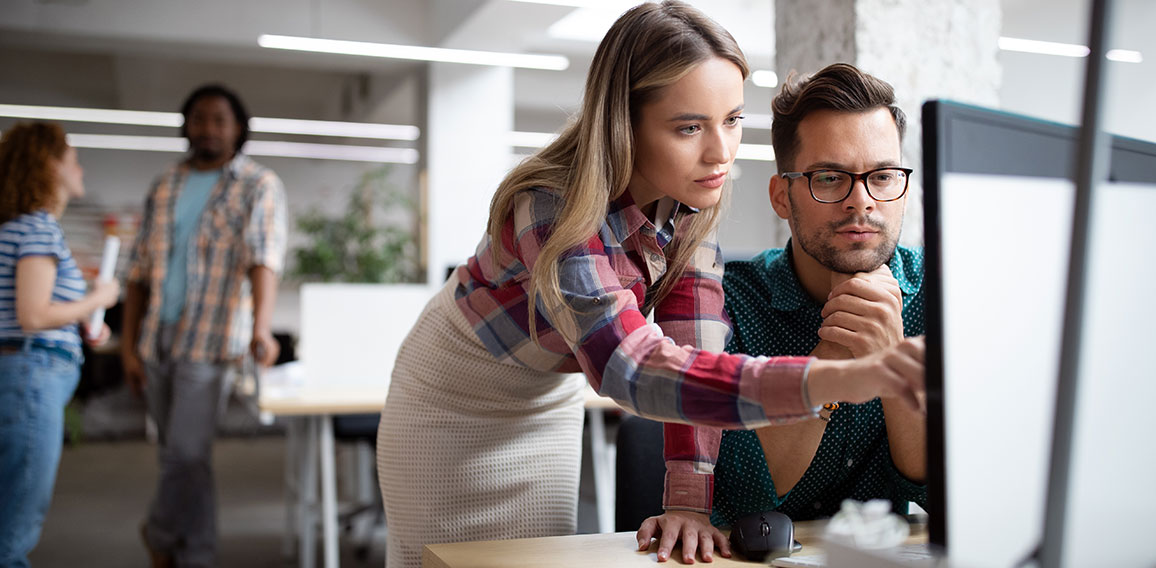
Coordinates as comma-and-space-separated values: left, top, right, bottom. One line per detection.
636, 510, 730, 563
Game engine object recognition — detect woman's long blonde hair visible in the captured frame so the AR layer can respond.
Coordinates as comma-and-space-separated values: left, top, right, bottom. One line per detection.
486, 0, 749, 343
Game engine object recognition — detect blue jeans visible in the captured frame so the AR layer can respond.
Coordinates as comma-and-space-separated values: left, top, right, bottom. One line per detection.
0, 344, 80, 568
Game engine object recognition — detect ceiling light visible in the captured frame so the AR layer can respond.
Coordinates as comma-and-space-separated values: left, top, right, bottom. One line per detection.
737, 144, 775, 162
250, 117, 418, 141
64, 133, 419, 163
742, 113, 772, 130
751, 70, 778, 88
998, 36, 1143, 63
509, 130, 774, 161
1107, 49, 1144, 63
67, 134, 186, 152
505, 0, 591, 6
258, 34, 569, 71
0, 104, 420, 140
547, 3, 633, 42
0, 104, 180, 127
509, 131, 557, 148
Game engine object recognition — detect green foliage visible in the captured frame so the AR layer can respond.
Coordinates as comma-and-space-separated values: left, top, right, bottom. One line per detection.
64, 400, 83, 445
291, 165, 420, 283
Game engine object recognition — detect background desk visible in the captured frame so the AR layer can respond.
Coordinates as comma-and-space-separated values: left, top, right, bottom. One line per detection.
260, 383, 386, 568
423, 521, 929, 568
260, 371, 623, 568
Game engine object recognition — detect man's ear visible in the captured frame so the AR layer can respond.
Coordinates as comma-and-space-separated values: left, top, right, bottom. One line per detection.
769, 174, 791, 220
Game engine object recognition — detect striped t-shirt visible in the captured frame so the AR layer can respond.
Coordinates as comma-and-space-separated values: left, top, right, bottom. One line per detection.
0, 210, 85, 357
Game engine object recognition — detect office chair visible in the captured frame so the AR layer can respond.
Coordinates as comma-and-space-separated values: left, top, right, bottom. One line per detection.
614, 415, 666, 532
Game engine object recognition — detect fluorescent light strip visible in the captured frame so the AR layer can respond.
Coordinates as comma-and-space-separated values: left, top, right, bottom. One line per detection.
742, 113, 772, 130
67, 134, 186, 152
65, 133, 418, 163
0, 104, 420, 141
509, 131, 557, 148
505, 0, 591, 6
1107, 49, 1144, 64
258, 34, 570, 71
1, 104, 180, 127
247, 141, 418, 164
737, 144, 775, 162
999, 36, 1143, 63
510, 131, 774, 161
249, 117, 418, 140
751, 70, 778, 88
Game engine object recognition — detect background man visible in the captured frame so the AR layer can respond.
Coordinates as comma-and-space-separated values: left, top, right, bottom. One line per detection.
121, 83, 287, 568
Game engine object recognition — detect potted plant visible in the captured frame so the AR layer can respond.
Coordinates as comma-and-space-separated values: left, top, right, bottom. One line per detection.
292, 164, 421, 284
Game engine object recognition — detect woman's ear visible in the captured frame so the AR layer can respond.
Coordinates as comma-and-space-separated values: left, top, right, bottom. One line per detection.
769, 174, 791, 220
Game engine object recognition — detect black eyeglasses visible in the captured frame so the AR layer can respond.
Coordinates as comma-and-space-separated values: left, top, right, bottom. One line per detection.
780, 167, 913, 203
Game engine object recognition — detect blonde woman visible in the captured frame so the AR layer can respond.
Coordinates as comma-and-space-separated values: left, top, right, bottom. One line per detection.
376, 2, 926, 566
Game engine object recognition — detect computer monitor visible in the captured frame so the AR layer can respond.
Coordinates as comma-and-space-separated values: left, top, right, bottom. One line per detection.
922, 100, 1156, 567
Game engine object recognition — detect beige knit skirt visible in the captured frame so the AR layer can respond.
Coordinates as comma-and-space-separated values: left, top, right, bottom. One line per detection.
376, 280, 586, 568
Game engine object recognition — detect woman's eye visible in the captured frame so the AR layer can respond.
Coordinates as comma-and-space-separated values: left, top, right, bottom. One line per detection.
725, 115, 744, 126
679, 125, 701, 135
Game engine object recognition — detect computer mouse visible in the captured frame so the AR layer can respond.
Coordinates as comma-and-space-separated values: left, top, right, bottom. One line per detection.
729, 510, 794, 562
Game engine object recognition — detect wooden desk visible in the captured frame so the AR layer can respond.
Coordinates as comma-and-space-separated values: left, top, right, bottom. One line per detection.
261, 365, 624, 568
423, 521, 929, 568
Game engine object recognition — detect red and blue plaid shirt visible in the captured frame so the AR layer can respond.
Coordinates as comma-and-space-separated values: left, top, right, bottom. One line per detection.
453, 187, 813, 512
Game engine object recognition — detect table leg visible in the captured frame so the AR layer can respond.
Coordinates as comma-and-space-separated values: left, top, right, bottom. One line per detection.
588, 407, 616, 533
321, 414, 339, 568
283, 417, 300, 559
301, 416, 319, 568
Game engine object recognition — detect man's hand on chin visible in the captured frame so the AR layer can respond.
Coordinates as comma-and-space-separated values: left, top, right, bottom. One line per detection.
819, 265, 903, 358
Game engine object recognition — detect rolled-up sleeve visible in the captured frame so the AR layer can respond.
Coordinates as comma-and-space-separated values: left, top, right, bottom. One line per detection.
125, 181, 159, 284
244, 172, 288, 275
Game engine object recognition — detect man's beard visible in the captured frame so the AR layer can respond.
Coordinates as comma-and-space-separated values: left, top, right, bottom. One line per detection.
190, 137, 229, 163
791, 210, 900, 274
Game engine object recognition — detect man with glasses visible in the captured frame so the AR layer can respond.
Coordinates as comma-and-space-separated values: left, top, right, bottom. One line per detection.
639, 63, 927, 562
714, 61, 927, 526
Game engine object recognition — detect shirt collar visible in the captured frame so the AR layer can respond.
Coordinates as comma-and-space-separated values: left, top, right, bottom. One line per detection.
765, 240, 919, 311
606, 192, 698, 244
765, 244, 812, 311
181, 153, 249, 178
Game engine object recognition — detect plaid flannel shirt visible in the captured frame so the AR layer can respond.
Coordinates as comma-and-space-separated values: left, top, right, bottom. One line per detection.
452, 187, 814, 512
125, 154, 287, 364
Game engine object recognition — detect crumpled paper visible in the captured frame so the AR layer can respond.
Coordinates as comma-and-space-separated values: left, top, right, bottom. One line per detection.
824, 499, 910, 550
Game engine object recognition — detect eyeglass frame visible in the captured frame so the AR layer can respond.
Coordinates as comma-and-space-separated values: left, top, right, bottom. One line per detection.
780, 166, 914, 203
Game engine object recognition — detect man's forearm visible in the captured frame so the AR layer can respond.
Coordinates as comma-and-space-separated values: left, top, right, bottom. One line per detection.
121, 281, 148, 355
248, 265, 277, 333
881, 397, 926, 482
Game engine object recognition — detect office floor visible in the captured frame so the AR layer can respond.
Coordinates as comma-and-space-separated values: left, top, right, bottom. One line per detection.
29, 423, 610, 567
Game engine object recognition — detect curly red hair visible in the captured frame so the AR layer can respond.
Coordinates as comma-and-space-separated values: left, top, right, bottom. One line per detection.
0, 121, 69, 224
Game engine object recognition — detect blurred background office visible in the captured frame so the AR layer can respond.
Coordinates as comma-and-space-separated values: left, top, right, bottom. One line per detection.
0, 0, 1150, 566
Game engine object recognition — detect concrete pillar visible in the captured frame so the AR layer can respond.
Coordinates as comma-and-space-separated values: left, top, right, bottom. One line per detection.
774, 0, 1002, 246
424, 62, 514, 284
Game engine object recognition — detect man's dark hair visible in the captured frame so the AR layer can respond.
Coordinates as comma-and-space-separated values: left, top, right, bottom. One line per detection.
179, 83, 251, 153
771, 63, 906, 172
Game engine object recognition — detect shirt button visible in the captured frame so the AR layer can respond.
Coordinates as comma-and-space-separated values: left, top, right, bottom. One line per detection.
847, 458, 854, 467
813, 501, 822, 510
650, 253, 662, 262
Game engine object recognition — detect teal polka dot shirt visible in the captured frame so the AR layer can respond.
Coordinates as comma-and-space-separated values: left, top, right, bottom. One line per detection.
711, 243, 928, 527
